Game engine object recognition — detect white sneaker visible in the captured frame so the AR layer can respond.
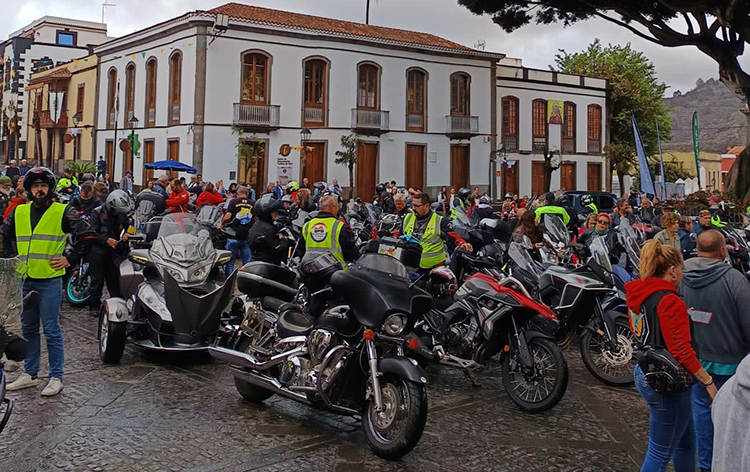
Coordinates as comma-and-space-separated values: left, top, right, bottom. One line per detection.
41, 377, 63, 397
4, 360, 21, 373
6, 373, 40, 391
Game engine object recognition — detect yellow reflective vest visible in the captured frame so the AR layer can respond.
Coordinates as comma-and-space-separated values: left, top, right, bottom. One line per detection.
402, 212, 446, 269
535, 205, 570, 226
14, 203, 68, 279
302, 217, 346, 266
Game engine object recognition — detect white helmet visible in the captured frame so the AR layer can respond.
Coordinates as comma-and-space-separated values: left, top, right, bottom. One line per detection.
105, 189, 134, 215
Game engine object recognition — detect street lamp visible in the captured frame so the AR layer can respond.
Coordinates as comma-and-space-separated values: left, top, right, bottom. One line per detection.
489, 145, 510, 201
129, 116, 139, 174
300, 128, 311, 180
72, 113, 81, 161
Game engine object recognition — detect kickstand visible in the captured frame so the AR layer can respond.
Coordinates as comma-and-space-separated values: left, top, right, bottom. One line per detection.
464, 369, 481, 388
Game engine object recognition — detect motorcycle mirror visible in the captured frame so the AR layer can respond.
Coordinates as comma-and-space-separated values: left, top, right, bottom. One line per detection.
690, 233, 697, 242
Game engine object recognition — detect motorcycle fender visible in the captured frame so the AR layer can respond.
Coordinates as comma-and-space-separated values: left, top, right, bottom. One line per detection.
379, 355, 428, 384
520, 329, 556, 344
601, 310, 627, 339
104, 298, 130, 323
601, 294, 627, 313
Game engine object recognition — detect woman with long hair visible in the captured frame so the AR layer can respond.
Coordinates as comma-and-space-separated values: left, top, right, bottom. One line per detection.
625, 240, 717, 472
437, 186, 448, 213
225, 182, 238, 199
511, 209, 543, 246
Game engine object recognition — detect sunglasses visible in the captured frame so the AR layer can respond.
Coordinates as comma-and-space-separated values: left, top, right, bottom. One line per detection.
597, 220, 609, 224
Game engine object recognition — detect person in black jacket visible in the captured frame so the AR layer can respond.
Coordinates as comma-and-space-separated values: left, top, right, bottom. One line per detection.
247, 195, 290, 265
70, 182, 101, 220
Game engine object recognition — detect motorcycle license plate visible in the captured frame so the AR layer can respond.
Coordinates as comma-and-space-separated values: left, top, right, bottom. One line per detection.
378, 244, 402, 259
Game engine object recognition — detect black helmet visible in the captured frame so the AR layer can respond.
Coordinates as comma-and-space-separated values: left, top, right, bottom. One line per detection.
375, 183, 386, 195
80, 173, 96, 183
458, 187, 471, 199
717, 201, 735, 215
479, 195, 492, 205
23, 167, 57, 201
556, 195, 570, 207
253, 194, 284, 222
105, 189, 134, 215
580, 194, 593, 206
544, 192, 555, 204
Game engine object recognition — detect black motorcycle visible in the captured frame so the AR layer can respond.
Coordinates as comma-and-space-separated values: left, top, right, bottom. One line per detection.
211, 252, 430, 460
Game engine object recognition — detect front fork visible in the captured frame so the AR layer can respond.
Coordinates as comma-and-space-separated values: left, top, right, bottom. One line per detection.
592, 297, 618, 351
365, 339, 384, 412
511, 315, 535, 370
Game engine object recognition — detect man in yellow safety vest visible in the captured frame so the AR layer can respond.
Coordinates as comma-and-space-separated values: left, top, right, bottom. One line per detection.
300, 195, 358, 265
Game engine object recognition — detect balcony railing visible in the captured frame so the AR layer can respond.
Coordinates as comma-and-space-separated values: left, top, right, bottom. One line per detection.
39, 109, 68, 128
445, 115, 479, 137
588, 139, 601, 154
406, 113, 424, 131
561, 137, 576, 154
304, 107, 325, 125
351, 109, 389, 134
501, 135, 518, 152
233, 103, 281, 128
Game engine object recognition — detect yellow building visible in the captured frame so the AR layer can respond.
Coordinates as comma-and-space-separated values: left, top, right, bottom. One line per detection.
26, 54, 98, 171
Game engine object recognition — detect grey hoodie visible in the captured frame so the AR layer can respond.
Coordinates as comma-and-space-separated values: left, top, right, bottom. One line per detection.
712, 353, 750, 472
679, 257, 750, 366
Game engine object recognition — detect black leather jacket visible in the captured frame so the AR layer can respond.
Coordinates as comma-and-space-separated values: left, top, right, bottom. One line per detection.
247, 219, 289, 265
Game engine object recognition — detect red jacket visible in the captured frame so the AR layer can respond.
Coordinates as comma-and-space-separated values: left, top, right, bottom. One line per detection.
196, 190, 224, 208
166, 189, 190, 213
625, 278, 702, 374
4, 198, 23, 220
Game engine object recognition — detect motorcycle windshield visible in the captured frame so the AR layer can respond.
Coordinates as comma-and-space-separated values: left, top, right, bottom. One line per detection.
292, 210, 308, 231
0, 257, 27, 328
355, 253, 410, 280
196, 205, 223, 226
452, 210, 472, 229
542, 214, 570, 246
725, 227, 749, 250
365, 203, 382, 222
151, 214, 216, 286
509, 242, 539, 283
588, 237, 613, 273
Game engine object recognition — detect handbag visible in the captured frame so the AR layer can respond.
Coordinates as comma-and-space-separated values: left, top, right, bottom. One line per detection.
632, 291, 695, 394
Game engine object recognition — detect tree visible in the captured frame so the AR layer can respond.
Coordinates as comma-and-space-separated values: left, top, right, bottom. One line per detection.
553, 40, 672, 192
334, 133, 362, 199
232, 125, 265, 186
456, 0, 750, 199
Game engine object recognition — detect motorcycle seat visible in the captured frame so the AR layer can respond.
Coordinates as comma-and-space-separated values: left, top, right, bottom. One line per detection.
277, 309, 314, 339
262, 296, 287, 313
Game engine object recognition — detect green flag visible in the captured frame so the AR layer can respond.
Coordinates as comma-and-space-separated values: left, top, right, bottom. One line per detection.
692, 111, 701, 187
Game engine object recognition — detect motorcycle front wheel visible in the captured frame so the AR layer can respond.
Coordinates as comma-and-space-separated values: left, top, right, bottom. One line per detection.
65, 271, 91, 307
580, 319, 635, 386
363, 375, 428, 460
502, 338, 568, 413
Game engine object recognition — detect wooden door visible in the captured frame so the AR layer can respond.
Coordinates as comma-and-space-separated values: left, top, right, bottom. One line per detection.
105, 140, 114, 178
560, 161, 576, 191
532, 162, 546, 196
405, 144, 425, 191
450, 145, 470, 190
144, 140, 155, 183
304, 142, 326, 184
356, 143, 379, 198
502, 161, 519, 196
587, 162, 602, 191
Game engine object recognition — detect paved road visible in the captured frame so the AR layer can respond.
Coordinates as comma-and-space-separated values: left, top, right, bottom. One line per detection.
3, 308, 650, 471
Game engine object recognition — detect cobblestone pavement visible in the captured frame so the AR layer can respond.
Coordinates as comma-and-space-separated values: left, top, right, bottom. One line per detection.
3, 307, 651, 472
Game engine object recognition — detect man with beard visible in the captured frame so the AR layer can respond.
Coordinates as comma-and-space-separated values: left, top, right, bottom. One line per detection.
70, 182, 100, 219
1, 167, 92, 396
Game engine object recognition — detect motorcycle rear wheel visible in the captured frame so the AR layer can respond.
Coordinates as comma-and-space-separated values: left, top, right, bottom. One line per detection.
502, 338, 568, 413
580, 319, 635, 386
363, 375, 428, 460
233, 336, 275, 403
65, 273, 91, 307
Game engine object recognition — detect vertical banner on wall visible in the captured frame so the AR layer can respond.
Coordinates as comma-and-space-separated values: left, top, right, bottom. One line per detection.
692, 111, 701, 188
632, 113, 656, 197
547, 100, 564, 124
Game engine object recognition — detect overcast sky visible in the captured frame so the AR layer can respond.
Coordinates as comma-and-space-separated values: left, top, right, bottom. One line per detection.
1, 0, 742, 96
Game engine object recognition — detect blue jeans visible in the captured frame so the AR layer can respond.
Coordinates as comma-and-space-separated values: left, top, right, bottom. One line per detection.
225, 239, 251, 276
634, 365, 695, 472
693, 373, 732, 469
21, 277, 64, 380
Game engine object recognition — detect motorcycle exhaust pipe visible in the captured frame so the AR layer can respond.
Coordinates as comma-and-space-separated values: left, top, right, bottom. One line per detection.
209, 345, 307, 371
229, 366, 313, 406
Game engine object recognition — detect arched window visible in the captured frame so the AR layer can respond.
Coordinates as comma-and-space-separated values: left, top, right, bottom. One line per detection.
169, 52, 181, 125
532, 99, 547, 152
357, 63, 380, 110
303, 58, 328, 127
145, 58, 157, 127
587, 104, 602, 154
562, 102, 576, 153
450, 73, 470, 116
241, 52, 269, 104
124, 63, 135, 127
501, 96, 519, 151
106, 68, 117, 129
406, 68, 427, 131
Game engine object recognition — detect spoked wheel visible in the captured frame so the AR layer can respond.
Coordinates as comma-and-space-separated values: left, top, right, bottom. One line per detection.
99, 309, 126, 364
580, 319, 636, 386
363, 375, 428, 460
502, 338, 568, 413
65, 272, 91, 307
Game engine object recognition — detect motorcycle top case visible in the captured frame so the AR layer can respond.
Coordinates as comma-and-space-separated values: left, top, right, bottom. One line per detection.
237, 262, 299, 301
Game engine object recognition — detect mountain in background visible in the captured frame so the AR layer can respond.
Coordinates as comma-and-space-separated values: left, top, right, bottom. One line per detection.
662, 78, 747, 153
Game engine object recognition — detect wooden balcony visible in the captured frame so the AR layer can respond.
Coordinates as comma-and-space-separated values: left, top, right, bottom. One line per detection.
351, 109, 389, 135
38, 109, 68, 128
233, 103, 281, 130
445, 115, 479, 138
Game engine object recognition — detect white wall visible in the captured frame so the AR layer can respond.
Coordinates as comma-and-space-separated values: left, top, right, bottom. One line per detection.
33, 24, 109, 47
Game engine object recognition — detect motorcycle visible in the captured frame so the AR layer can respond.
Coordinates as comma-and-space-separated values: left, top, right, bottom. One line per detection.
98, 213, 236, 363
63, 235, 92, 308
210, 252, 430, 460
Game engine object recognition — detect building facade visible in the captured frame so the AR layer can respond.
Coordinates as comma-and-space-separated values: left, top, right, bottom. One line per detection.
496, 59, 609, 198
93, 3, 502, 196
0, 16, 110, 162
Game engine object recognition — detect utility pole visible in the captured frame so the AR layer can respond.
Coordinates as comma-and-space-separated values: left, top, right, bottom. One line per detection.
113, 80, 120, 179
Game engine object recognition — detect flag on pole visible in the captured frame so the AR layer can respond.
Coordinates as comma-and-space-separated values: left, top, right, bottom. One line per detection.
692, 111, 701, 188
655, 118, 666, 197
632, 113, 656, 197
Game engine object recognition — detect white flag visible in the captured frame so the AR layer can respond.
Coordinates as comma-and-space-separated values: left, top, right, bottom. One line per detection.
50, 92, 65, 123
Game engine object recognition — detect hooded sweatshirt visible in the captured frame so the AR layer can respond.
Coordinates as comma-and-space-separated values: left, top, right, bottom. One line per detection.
679, 257, 750, 370
711, 353, 750, 472
625, 278, 702, 374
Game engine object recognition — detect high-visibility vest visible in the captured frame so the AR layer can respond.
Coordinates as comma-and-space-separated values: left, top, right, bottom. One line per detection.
403, 212, 446, 269
450, 198, 465, 220
535, 205, 570, 226
56, 176, 78, 191
14, 203, 68, 279
711, 215, 727, 228
302, 217, 346, 266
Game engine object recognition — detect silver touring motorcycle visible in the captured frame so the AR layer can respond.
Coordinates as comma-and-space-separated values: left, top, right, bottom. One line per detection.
99, 213, 236, 363
210, 252, 430, 460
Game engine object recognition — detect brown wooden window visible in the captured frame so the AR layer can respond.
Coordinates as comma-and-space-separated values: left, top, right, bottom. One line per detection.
169, 52, 182, 124
501, 96, 519, 151
106, 68, 117, 129
562, 102, 576, 154
124, 63, 135, 127
450, 73, 470, 116
145, 58, 157, 127
76, 84, 85, 116
357, 64, 379, 110
587, 104, 602, 154
532, 99, 547, 152
241, 53, 268, 104
406, 68, 426, 131
303, 58, 327, 126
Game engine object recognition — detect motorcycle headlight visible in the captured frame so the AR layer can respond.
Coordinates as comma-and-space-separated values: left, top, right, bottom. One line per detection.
139, 284, 172, 321
167, 268, 184, 283
382, 314, 407, 336
188, 264, 210, 284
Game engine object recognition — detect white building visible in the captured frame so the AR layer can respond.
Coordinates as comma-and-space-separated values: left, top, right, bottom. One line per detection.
496, 58, 609, 198
93, 3, 503, 197
1, 16, 111, 161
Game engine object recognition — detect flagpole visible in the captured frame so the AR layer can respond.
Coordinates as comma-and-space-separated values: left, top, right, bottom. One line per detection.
655, 118, 666, 198
692, 111, 701, 189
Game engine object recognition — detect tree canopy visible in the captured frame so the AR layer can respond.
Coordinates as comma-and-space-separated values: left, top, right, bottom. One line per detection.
553, 40, 672, 191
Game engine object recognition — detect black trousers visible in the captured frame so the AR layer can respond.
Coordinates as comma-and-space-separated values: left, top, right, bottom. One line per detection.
88, 249, 122, 309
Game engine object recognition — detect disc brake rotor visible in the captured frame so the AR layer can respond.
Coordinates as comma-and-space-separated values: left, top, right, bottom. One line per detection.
373, 384, 400, 430
599, 333, 634, 367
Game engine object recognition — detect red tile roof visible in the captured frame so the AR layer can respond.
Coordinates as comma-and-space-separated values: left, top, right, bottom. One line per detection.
208, 3, 494, 56
726, 145, 746, 156
722, 155, 736, 173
